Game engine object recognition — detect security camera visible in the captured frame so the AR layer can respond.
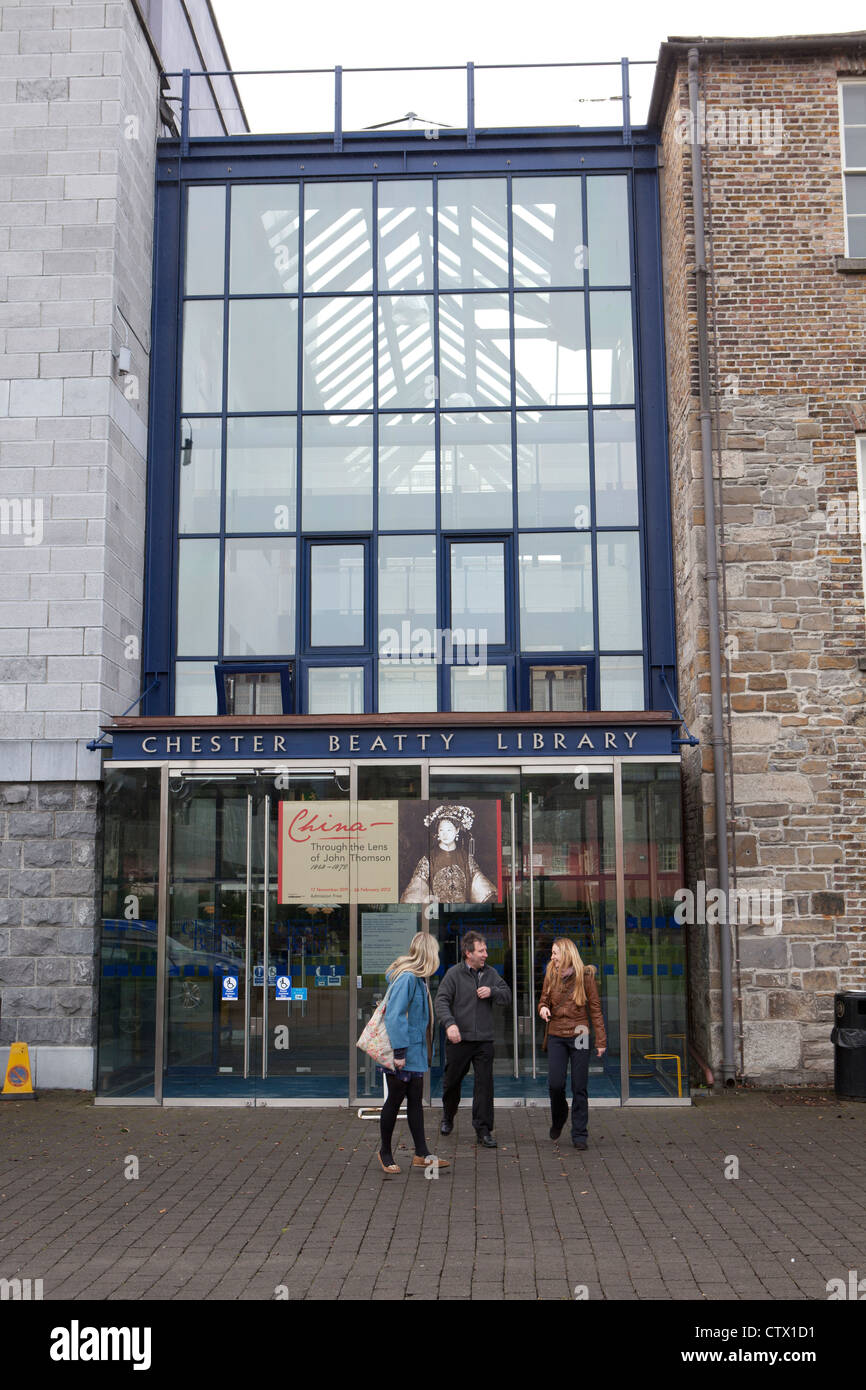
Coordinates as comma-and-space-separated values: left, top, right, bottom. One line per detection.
169, 776, 184, 794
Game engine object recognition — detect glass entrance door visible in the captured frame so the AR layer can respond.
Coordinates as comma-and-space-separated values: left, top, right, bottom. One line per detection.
165, 769, 351, 1100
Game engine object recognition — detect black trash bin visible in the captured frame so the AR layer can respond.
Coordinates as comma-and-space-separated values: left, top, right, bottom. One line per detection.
832, 993, 866, 1101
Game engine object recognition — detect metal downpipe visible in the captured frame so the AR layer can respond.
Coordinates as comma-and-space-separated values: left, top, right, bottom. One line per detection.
688, 47, 736, 1085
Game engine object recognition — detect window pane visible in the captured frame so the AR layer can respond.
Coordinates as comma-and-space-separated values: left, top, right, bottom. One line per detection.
378, 180, 434, 290
439, 294, 511, 407
519, 534, 592, 651
514, 292, 587, 406
181, 301, 223, 413
438, 178, 508, 289
224, 539, 296, 656
227, 300, 298, 412
512, 176, 583, 287
599, 655, 644, 709
378, 413, 435, 529
378, 536, 436, 654
304, 182, 373, 292
846, 174, 866, 213
530, 665, 586, 712
842, 83, 866, 126
517, 410, 589, 528
303, 296, 374, 410
450, 542, 505, 645
597, 532, 642, 648
185, 186, 225, 296
175, 662, 217, 716
586, 176, 630, 284
594, 409, 638, 526
177, 539, 219, 655
178, 418, 221, 533
302, 415, 372, 531
226, 417, 296, 533
590, 293, 634, 405
440, 412, 512, 530
230, 184, 299, 294
844, 126, 866, 167
848, 214, 866, 257
378, 662, 438, 712
378, 296, 435, 408
310, 544, 365, 646
308, 666, 364, 714
451, 666, 507, 711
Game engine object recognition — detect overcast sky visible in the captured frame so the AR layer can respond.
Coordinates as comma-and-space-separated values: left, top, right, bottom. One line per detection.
208, 0, 866, 131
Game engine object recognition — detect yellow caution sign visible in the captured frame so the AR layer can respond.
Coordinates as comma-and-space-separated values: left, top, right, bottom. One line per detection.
2, 1042, 35, 1099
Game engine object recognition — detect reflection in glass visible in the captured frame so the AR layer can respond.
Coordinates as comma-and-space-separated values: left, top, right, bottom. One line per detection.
440, 412, 512, 530
303, 297, 374, 410
185, 186, 226, 296
174, 661, 218, 715
377, 180, 434, 290
227, 300, 298, 412
586, 176, 630, 285
178, 418, 221, 533
599, 655, 644, 710
378, 536, 436, 652
594, 410, 638, 526
450, 542, 505, 645
439, 294, 511, 407
225, 417, 296, 533
512, 176, 583, 287
302, 415, 372, 531
378, 413, 435, 530
518, 534, 592, 651
308, 666, 364, 714
378, 661, 438, 712
450, 665, 507, 711
514, 292, 587, 406
438, 178, 508, 288
597, 532, 642, 649
378, 296, 435, 408
224, 538, 296, 656
177, 538, 219, 655
304, 182, 373, 292
529, 664, 587, 711
181, 301, 223, 413
590, 293, 634, 405
310, 544, 365, 646
517, 410, 589, 528
230, 183, 299, 294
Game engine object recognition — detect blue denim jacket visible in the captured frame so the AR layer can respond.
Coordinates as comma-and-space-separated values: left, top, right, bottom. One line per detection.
384, 970, 431, 1074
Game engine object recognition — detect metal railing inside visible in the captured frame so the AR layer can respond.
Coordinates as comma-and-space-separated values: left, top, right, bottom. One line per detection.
162, 60, 658, 144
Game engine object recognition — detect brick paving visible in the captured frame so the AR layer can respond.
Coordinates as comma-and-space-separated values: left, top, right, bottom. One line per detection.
1, 1089, 865, 1301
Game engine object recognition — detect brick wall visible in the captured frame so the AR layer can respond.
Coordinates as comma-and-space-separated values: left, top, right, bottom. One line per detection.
659, 44, 866, 1082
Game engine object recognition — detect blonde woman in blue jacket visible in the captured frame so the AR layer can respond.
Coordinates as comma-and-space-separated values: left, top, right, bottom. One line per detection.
378, 933, 451, 1176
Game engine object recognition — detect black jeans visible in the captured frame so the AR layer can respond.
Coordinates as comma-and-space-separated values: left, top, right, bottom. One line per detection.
441, 1039, 495, 1133
547, 1034, 590, 1140
379, 1072, 428, 1159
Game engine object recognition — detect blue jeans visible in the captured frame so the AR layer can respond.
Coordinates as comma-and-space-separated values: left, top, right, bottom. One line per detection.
547, 1034, 590, 1140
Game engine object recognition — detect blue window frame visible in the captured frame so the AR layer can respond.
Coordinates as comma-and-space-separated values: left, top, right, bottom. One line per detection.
143, 130, 675, 718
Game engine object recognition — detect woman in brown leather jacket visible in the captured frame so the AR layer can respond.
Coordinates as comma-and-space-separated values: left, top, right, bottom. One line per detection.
539, 937, 606, 1150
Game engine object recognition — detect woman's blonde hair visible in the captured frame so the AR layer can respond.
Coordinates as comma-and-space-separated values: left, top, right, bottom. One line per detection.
546, 937, 590, 1007
386, 932, 440, 980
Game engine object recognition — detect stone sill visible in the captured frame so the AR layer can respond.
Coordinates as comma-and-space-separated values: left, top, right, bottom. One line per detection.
835, 256, 866, 273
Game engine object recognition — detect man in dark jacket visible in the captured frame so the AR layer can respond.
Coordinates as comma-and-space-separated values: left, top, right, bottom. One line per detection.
434, 930, 512, 1147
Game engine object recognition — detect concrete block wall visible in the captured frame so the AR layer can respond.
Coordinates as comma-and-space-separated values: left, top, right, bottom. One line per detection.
658, 42, 866, 1083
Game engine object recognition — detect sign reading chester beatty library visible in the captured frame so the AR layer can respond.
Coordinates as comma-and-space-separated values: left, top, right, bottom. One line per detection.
278, 799, 502, 906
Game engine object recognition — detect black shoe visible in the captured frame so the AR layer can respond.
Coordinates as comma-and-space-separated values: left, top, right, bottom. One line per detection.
440, 1118, 453, 1136
477, 1130, 497, 1148
549, 1125, 563, 1141
573, 1139, 588, 1150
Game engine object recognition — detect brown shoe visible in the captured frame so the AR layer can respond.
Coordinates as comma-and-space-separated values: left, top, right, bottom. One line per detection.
412, 1154, 451, 1169
377, 1151, 401, 1174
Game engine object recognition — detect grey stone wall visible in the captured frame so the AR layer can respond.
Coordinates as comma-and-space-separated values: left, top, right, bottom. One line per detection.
0, 780, 101, 1087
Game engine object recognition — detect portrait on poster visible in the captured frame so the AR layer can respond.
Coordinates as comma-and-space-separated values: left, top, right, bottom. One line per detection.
399, 801, 502, 905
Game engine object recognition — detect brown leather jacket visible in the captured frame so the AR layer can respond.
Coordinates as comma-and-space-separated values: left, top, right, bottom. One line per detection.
539, 965, 607, 1048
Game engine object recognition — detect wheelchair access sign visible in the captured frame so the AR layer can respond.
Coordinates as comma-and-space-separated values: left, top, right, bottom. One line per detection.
275, 975, 292, 1000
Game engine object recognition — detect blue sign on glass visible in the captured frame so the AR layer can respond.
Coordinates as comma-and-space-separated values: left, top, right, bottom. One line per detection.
253, 964, 264, 987
221, 975, 239, 1001
291, 987, 307, 1002
275, 975, 291, 999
